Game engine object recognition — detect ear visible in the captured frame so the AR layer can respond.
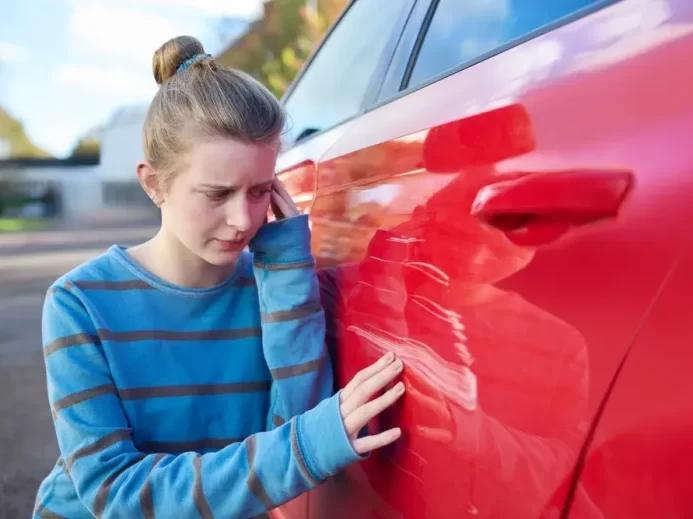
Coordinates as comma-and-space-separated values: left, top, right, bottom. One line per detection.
136, 161, 164, 207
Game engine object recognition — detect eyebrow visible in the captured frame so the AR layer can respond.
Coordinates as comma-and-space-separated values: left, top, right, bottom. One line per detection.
199, 180, 274, 190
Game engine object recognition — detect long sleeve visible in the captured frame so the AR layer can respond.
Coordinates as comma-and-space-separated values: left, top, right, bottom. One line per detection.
249, 214, 334, 429
41, 285, 361, 519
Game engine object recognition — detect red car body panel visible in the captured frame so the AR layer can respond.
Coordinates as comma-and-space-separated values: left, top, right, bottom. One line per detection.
274, 0, 693, 517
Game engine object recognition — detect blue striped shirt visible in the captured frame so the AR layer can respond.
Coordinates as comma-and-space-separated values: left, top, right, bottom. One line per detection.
34, 215, 361, 519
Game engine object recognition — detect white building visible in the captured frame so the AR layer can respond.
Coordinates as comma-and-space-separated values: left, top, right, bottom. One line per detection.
99, 104, 151, 206
0, 157, 102, 219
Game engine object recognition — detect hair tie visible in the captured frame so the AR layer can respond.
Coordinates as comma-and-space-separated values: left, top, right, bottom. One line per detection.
176, 53, 212, 74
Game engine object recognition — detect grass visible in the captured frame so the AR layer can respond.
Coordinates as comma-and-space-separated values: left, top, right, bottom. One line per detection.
0, 218, 48, 232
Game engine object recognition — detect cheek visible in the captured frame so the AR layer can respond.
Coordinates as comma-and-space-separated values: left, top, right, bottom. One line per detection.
169, 194, 222, 231
250, 198, 271, 228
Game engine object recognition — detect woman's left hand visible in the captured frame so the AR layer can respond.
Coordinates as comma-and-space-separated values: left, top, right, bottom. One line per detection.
270, 176, 300, 220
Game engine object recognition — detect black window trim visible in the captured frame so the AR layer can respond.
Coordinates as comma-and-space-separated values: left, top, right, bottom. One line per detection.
368, 0, 623, 114
280, 0, 417, 150
359, 0, 420, 112
374, 0, 434, 104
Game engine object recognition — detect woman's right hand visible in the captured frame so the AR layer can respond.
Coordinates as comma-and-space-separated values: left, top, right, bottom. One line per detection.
340, 352, 405, 455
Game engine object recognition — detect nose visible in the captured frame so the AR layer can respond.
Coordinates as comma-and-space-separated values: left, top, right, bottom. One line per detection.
225, 197, 252, 232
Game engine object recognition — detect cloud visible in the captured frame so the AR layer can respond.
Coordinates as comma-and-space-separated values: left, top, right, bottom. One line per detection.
71, 2, 187, 64
0, 42, 29, 63
129, 0, 265, 19
54, 64, 157, 99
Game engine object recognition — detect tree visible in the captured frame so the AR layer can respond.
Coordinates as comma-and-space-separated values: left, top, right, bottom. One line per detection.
217, 0, 349, 98
70, 137, 100, 158
0, 106, 52, 159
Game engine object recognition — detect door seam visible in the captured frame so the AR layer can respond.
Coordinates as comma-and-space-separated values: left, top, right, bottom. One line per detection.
559, 249, 685, 518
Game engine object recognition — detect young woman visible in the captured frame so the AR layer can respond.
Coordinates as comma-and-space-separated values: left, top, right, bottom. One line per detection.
34, 36, 404, 519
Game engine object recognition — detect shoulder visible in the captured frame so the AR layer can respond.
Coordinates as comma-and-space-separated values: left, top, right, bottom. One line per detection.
47, 246, 131, 295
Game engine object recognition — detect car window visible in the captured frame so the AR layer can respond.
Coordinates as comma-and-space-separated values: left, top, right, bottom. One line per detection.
282, 0, 406, 146
408, 0, 600, 88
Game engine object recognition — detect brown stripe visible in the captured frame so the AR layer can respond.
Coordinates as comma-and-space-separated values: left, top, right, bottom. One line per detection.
73, 280, 154, 290
93, 453, 146, 518
52, 384, 118, 413
44, 333, 101, 356
261, 301, 322, 324
271, 357, 326, 381
272, 414, 286, 427
253, 259, 315, 271
290, 420, 320, 487
56, 458, 71, 479
35, 504, 68, 519
97, 327, 261, 343
119, 381, 271, 400
66, 429, 131, 470
140, 453, 166, 519
246, 435, 275, 510
140, 438, 241, 453
234, 277, 256, 287
193, 456, 214, 519
46, 283, 71, 296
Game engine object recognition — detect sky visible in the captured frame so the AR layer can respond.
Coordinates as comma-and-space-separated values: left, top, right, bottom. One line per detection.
0, 0, 265, 157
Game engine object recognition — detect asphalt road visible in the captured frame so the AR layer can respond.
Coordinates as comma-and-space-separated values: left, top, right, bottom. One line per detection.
0, 209, 159, 518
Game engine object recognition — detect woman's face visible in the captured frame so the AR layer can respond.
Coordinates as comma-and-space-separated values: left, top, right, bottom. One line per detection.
160, 136, 278, 266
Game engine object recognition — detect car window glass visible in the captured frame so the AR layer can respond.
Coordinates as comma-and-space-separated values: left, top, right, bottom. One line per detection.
282, 0, 405, 146
409, 0, 600, 88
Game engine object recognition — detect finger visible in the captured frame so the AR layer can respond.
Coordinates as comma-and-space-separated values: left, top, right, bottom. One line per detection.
341, 352, 394, 403
272, 178, 299, 216
341, 358, 403, 417
344, 381, 405, 435
272, 176, 293, 202
270, 189, 292, 219
352, 428, 402, 455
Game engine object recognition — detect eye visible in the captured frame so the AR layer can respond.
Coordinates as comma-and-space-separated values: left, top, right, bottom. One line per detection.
249, 187, 272, 199
204, 190, 230, 202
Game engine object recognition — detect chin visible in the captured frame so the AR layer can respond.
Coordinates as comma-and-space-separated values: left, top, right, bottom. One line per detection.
201, 248, 243, 267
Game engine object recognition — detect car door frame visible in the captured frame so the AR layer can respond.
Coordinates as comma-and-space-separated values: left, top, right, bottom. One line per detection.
278, 0, 420, 151
375, 0, 624, 107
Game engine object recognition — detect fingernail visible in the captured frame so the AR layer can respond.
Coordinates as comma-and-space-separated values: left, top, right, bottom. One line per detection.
385, 352, 394, 361
392, 428, 402, 439
394, 360, 403, 371
396, 382, 405, 394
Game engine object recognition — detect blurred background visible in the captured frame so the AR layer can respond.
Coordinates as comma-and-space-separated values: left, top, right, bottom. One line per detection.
0, 1, 346, 516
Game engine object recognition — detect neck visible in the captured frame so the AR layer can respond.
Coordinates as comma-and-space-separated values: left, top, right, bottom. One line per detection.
129, 228, 236, 289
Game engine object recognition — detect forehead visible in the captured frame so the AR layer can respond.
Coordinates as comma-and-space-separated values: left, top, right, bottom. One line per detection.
184, 136, 278, 186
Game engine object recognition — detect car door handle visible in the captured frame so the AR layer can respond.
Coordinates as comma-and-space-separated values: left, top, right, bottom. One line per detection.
471, 169, 634, 244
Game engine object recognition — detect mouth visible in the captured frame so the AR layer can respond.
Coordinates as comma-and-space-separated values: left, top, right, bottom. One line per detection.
216, 238, 246, 251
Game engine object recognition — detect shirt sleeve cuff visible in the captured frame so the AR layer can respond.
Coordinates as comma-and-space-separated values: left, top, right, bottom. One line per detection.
249, 214, 313, 265
295, 391, 366, 482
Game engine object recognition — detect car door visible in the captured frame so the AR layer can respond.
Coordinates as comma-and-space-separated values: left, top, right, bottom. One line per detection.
306, 0, 693, 518
565, 237, 693, 519
270, 1, 417, 518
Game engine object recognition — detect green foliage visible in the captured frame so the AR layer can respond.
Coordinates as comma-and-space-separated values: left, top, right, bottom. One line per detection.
0, 106, 52, 159
70, 137, 100, 158
217, 0, 348, 98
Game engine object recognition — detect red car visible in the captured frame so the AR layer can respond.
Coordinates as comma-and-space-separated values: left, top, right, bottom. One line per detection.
273, 0, 693, 517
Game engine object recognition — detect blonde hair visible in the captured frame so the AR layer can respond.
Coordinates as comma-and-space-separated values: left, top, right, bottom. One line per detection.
144, 36, 285, 187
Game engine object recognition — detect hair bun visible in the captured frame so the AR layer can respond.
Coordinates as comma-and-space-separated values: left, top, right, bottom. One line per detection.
152, 35, 207, 85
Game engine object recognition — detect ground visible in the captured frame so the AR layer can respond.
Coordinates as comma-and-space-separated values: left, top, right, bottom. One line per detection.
0, 208, 159, 518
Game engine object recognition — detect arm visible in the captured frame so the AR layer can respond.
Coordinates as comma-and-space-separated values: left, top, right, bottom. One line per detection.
41, 286, 361, 519
249, 214, 333, 429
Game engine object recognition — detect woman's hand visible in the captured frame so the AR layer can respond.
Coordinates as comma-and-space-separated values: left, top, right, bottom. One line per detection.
340, 352, 405, 455
270, 175, 300, 220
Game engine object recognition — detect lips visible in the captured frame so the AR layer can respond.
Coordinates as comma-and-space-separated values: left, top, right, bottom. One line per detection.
216, 238, 245, 251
